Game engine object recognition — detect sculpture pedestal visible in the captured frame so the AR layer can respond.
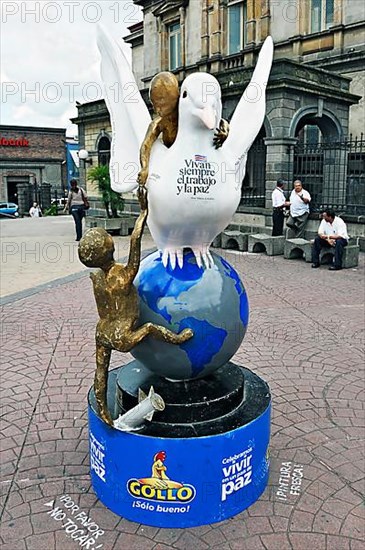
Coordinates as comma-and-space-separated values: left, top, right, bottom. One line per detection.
88, 362, 271, 528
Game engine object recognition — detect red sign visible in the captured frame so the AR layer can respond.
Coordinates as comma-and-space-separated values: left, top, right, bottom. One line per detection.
0, 137, 29, 147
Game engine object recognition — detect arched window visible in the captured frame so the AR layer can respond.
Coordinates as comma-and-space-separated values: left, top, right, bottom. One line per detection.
293, 115, 344, 211
98, 136, 111, 166
297, 124, 322, 145
294, 123, 324, 207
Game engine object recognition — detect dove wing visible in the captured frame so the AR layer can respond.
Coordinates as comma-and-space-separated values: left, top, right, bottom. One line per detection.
223, 36, 273, 162
97, 26, 151, 193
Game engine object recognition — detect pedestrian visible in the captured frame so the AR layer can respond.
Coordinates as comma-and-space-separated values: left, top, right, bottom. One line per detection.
286, 179, 311, 238
311, 208, 349, 270
271, 179, 290, 236
29, 202, 42, 218
64, 179, 89, 241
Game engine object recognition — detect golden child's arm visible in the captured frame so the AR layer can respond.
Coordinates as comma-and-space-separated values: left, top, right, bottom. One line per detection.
138, 118, 162, 185
125, 187, 148, 282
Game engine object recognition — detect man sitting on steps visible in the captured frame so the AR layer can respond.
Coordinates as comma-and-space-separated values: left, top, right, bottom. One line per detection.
311, 208, 349, 271
286, 180, 311, 238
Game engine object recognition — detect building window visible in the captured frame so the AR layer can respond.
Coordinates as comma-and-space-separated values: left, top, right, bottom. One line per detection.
98, 136, 111, 166
299, 125, 322, 145
168, 22, 181, 70
311, 0, 334, 33
228, 1, 247, 54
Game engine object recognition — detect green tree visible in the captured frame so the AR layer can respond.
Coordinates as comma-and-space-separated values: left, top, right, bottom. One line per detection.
87, 164, 124, 218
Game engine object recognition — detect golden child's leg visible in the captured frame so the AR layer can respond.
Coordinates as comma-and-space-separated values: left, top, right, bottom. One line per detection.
95, 343, 113, 426
127, 323, 193, 348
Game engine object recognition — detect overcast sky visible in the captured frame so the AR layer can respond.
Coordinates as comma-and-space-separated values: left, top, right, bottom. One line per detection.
1, 1, 142, 136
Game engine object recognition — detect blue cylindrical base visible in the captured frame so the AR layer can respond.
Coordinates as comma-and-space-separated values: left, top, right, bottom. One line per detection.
88, 365, 270, 528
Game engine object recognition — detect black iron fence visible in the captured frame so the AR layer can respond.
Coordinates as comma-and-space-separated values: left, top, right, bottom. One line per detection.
292, 136, 365, 215
240, 140, 266, 208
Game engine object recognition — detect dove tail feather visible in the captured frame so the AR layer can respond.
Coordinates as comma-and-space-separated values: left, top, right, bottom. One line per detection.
97, 25, 151, 193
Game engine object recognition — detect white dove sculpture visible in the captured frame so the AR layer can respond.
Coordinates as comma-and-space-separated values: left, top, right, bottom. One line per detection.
97, 28, 273, 268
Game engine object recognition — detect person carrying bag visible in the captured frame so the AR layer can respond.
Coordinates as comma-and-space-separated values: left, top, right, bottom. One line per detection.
81, 188, 90, 210
64, 179, 89, 241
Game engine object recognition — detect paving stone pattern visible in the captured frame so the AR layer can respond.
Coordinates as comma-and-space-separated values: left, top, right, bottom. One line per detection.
1, 251, 364, 550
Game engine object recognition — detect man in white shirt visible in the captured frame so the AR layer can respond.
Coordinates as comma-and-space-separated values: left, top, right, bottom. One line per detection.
271, 179, 290, 236
311, 208, 349, 270
286, 180, 311, 238
29, 202, 42, 218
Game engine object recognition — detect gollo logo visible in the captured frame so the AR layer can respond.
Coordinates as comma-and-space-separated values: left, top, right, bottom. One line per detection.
127, 451, 196, 504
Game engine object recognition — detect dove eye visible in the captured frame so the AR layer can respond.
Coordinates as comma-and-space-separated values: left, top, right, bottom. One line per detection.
182, 90, 188, 98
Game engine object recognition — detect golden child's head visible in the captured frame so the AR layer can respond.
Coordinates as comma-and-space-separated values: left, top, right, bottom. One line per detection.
78, 228, 115, 268
150, 72, 179, 117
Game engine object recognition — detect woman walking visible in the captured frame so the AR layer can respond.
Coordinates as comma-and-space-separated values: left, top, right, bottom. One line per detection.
64, 179, 89, 241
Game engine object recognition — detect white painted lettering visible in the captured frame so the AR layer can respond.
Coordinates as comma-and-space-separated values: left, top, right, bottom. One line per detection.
276, 461, 304, 500
45, 496, 105, 548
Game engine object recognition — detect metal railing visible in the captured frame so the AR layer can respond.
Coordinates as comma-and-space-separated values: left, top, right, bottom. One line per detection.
292, 136, 365, 215
240, 140, 266, 208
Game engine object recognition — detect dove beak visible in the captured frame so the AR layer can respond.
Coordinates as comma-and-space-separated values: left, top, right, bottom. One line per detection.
195, 105, 217, 130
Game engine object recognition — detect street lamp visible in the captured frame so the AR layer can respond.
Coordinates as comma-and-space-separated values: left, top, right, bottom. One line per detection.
78, 149, 93, 165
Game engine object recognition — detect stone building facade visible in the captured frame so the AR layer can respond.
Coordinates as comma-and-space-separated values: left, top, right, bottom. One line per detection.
0, 125, 67, 214
73, 0, 364, 232
73, 101, 113, 199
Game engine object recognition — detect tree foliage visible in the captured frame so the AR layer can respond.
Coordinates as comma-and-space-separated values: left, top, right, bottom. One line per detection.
87, 164, 124, 218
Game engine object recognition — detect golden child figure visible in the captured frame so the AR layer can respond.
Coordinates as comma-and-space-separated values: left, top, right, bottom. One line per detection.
78, 188, 193, 426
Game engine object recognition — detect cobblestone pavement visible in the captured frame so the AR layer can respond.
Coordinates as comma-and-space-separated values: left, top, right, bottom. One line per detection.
0, 248, 364, 550
0, 217, 155, 297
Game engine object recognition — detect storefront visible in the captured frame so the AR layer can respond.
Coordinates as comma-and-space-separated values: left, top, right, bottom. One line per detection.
0, 125, 67, 214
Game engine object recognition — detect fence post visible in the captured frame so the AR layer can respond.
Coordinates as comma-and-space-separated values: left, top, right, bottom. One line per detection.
40, 182, 52, 210
16, 182, 32, 217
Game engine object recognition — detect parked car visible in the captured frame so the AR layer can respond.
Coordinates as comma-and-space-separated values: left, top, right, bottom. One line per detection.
0, 202, 19, 217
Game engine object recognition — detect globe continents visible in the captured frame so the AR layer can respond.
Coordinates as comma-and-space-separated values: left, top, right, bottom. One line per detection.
131, 250, 249, 380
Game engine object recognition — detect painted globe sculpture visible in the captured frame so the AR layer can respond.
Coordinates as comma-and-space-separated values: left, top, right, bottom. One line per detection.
131, 250, 249, 380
